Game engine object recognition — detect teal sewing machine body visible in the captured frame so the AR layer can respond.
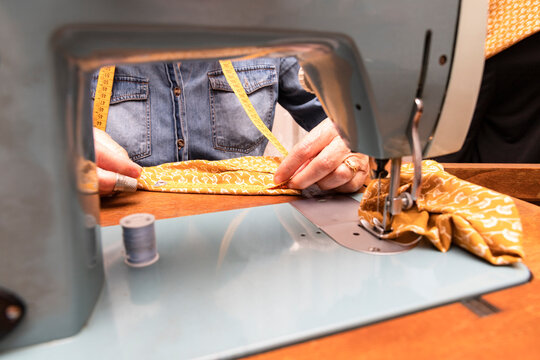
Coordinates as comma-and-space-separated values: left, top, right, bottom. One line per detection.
0, 0, 499, 355
1, 203, 531, 359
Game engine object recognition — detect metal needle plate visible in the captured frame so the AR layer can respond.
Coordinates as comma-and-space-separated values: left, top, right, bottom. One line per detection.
291, 195, 418, 254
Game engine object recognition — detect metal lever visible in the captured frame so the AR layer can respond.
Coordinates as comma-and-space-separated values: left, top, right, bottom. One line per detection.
408, 98, 423, 200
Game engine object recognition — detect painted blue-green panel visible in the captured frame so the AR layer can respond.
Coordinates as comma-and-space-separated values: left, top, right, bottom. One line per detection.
3, 203, 530, 359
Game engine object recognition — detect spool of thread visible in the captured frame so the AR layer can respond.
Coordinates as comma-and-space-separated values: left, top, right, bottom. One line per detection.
120, 213, 159, 267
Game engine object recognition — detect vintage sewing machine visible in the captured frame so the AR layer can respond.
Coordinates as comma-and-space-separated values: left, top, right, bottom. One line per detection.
1, 0, 530, 358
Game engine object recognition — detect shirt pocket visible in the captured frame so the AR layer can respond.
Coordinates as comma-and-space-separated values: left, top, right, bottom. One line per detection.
91, 73, 151, 161
208, 65, 277, 153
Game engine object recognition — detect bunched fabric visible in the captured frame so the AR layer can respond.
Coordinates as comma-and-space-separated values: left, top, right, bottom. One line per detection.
137, 156, 300, 195
358, 160, 524, 265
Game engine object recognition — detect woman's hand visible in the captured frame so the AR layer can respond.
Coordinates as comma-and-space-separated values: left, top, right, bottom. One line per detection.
274, 118, 369, 193
93, 128, 142, 195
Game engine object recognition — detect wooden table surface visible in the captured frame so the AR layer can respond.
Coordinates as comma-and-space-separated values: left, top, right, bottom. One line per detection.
100, 165, 540, 359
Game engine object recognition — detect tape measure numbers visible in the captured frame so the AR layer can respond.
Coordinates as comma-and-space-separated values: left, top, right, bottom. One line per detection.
92, 65, 116, 131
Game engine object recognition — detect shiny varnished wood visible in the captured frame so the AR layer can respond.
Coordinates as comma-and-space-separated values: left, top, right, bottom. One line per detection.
100, 191, 301, 227
99, 165, 540, 359
444, 163, 540, 204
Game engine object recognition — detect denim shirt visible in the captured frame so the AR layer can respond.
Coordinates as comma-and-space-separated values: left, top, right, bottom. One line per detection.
91, 57, 327, 167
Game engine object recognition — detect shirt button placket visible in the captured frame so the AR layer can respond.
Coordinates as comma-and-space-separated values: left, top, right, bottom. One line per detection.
177, 139, 185, 150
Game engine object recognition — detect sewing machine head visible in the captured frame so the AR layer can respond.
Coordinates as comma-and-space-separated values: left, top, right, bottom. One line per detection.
0, 0, 487, 351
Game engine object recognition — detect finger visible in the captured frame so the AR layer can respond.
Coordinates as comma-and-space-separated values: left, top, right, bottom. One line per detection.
333, 155, 370, 193
334, 168, 369, 193
97, 168, 116, 195
274, 118, 338, 184
98, 168, 139, 196
317, 156, 370, 192
93, 129, 142, 179
93, 128, 129, 157
95, 149, 142, 179
332, 154, 370, 192
287, 135, 350, 189
316, 162, 356, 190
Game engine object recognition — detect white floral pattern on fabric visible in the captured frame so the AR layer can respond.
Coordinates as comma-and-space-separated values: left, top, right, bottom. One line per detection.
137, 156, 300, 196
358, 160, 524, 265
485, 0, 540, 58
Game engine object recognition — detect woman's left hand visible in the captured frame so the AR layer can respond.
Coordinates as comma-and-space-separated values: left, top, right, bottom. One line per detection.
273, 118, 369, 193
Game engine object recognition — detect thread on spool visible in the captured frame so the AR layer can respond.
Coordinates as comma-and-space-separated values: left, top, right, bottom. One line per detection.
120, 213, 159, 267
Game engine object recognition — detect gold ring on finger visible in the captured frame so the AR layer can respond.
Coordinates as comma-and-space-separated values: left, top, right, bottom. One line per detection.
343, 155, 360, 175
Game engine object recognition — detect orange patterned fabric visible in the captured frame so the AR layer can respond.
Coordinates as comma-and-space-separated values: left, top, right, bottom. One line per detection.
137, 156, 300, 195
358, 161, 524, 265
133, 60, 299, 196
485, 0, 540, 58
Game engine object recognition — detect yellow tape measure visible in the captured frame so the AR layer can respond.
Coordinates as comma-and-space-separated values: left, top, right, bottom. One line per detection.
219, 60, 288, 157
93, 62, 287, 157
92, 65, 115, 131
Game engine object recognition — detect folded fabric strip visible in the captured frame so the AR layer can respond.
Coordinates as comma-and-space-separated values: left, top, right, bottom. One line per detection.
358, 160, 524, 265
137, 156, 300, 195
485, 0, 540, 58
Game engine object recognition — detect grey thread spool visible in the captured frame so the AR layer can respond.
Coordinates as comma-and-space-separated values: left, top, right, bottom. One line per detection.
120, 213, 159, 267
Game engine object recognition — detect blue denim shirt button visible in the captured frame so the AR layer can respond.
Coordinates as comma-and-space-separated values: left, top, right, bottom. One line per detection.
174, 87, 181, 96
177, 139, 185, 150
